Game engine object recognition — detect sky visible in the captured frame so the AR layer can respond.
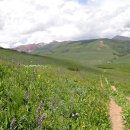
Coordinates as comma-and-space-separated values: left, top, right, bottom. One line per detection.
0, 0, 130, 48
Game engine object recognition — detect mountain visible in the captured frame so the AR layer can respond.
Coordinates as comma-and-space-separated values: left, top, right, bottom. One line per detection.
14, 42, 45, 52
32, 38, 130, 65
112, 35, 130, 41
14, 40, 72, 53
14, 37, 130, 65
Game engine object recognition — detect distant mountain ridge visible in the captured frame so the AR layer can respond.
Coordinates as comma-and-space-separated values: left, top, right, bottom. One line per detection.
112, 35, 130, 41
14, 41, 71, 52
3, 35, 130, 65
14, 35, 130, 53
14, 42, 45, 52
13, 35, 130, 65
13, 39, 99, 53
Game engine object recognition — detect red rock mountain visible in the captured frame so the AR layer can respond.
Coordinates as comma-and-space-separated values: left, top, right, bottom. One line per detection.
14, 43, 45, 52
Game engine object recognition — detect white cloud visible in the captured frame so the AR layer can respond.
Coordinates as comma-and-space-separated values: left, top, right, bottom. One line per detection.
0, 0, 130, 48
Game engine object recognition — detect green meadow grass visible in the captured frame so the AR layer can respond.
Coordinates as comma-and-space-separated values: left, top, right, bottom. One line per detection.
34, 40, 115, 65
97, 62, 130, 130
0, 61, 111, 130
0, 48, 101, 73
1, 45, 130, 129
33, 39, 130, 66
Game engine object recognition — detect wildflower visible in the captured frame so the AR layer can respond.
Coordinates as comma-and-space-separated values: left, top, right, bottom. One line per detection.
70, 112, 79, 119
61, 100, 65, 105
36, 100, 43, 122
72, 113, 75, 117
105, 112, 108, 116
9, 118, 16, 130
51, 99, 56, 106
97, 108, 99, 111
81, 125, 86, 128
37, 74, 41, 79
38, 113, 45, 129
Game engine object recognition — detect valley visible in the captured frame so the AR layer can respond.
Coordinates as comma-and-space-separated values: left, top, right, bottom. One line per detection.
1, 0, 130, 129
0, 36, 130, 130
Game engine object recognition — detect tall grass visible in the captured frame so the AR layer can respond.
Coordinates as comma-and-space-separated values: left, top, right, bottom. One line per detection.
0, 62, 111, 129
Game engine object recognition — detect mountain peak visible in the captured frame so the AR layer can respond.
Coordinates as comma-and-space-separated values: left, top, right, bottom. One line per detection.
112, 35, 130, 41
14, 43, 45, 52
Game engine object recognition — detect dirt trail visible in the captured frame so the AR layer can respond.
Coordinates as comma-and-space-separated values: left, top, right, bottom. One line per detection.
109, 99, 124, 130
126, 97, 130, 101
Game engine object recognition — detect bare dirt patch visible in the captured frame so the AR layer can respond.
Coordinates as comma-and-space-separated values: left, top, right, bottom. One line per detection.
97, 40, 106, 50
111, 86, 117, 92
109, 99, 124, 130
99, 40, 106, 48
126, 97, 130, 101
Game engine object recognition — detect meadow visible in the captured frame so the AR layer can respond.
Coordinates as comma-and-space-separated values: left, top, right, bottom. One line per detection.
0, 61, 111, 130
1, 48, 130, 130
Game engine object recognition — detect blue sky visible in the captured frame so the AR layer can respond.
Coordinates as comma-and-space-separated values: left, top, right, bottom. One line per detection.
79, 0, 87, 4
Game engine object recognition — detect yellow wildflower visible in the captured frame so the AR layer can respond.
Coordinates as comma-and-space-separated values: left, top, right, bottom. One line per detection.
38, 74, 41, 79
81, 125, 86, 128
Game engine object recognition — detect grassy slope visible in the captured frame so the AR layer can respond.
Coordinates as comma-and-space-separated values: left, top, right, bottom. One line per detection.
33, 39, 130, 65
0, 47, 67, 65
0, 48, 100, 73
113, 54, 130, 63
1, 41, 130, 129
0, 46, 110, 129
0, 60, 111, 129
1, 51, 130, 129
48, 40, 114, 65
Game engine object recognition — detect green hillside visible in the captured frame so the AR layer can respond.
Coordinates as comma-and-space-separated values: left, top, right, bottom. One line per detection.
1, 50, 130, 129
1, 40, 130, 129
0, 47, 78, 65
0, 47, 100, 73
113, 54, 130, 63
32, 39, 130, 65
